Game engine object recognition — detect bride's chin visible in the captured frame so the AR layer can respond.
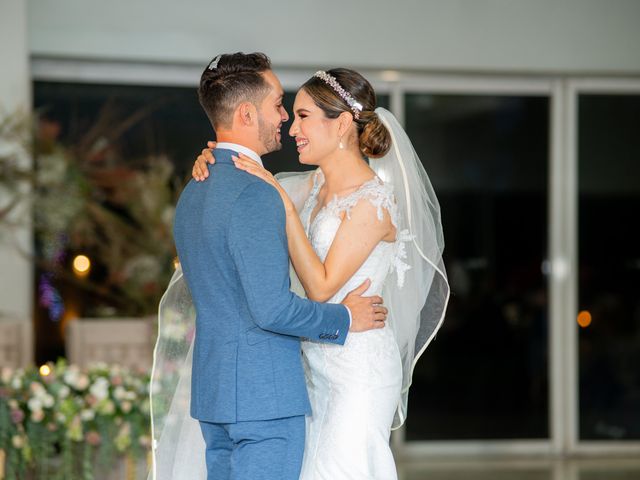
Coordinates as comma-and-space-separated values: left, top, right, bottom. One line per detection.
297, 153, 314, 165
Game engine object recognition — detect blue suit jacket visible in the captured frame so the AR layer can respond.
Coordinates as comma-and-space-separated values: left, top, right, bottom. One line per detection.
173, 148, 350, 423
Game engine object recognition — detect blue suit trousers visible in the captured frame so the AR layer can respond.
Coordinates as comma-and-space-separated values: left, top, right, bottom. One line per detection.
199, 415, 305, 480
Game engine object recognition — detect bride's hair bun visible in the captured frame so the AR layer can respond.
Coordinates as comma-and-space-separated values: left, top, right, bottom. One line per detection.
358, 111, 391, 159
302, 68, 392, 158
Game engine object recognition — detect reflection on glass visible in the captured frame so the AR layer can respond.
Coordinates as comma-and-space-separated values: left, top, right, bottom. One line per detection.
35, 82, 214, 178
578, 94, 640, 441
404, 94, 550, 440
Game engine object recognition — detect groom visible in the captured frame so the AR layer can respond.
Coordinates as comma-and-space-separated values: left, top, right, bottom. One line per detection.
173, 52, 387, 480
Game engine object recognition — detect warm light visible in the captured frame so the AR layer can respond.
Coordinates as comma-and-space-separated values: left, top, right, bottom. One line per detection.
173, 257, 180, 270
39, 364, 51, 376
380, 70, 400, 82
72, 255, 91, 276
577, 310, 592, 328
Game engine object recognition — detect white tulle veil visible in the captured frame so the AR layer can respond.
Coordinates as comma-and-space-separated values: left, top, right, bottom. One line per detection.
148, 108, 449, 477
371, 107, 449, 428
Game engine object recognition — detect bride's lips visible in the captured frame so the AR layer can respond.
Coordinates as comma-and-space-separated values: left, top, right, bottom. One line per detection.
296, 137, 309, 153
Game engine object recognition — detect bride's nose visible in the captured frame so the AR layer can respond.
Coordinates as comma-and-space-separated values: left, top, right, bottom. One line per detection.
289, 118, 299, 137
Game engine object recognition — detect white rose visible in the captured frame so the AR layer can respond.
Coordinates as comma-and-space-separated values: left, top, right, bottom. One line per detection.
80, 409, 95, 422
63, 366, 80, 386
31, 410, 45, 423
121, 401, 132, 413
89, 377, 109, 401
11, 435, 24, 449
58, 385, 70, 399
30, 381, 46, 396
11, 377, 22, 389
76, 374, 90, 391
28, 397, 43, 412
113, 386, 127, 401
42, 394, 55, 408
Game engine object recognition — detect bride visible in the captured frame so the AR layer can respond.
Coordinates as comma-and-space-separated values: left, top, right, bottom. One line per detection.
151, 68, 449, 479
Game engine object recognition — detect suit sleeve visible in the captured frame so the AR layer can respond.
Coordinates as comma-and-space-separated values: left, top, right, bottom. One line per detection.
228, 181, 349, 344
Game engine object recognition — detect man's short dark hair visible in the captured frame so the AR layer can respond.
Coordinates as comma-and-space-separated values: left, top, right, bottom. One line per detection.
198, 52, 272, 130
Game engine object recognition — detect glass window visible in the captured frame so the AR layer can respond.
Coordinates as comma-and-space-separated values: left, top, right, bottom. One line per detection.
33, 81, 214, 362
578, 94, 640, 440
404, 94, 550, 440
34, 82, 213, 177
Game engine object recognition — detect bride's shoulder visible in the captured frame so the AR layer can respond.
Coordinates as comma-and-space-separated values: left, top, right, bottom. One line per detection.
336, 176, 398, 224
357, 175, 396, 207
362, 175, 395, 199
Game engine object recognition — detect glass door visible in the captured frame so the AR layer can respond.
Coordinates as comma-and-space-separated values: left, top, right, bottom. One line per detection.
403, 92, 551, 441
577, 92, 640, 442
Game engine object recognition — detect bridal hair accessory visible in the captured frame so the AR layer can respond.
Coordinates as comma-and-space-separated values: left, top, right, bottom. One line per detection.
208, 55, 222, 70
313, 71, 363, 119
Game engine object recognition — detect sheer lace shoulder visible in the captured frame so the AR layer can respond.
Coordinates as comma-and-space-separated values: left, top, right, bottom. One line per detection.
328, 176, 399, 228
308, 169, 399, 228
305, 170, 413, 289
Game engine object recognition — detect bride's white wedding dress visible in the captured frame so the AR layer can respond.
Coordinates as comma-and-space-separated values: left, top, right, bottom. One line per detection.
298, 170, 408, 480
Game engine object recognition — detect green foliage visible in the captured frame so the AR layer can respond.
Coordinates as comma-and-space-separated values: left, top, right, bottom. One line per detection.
0, 105, 183, 317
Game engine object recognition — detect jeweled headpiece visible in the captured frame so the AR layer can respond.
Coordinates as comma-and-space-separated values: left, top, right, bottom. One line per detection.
207, 55, 222, 70
313, 71, 363, 120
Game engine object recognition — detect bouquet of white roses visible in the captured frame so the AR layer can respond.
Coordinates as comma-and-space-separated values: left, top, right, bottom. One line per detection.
0, 360, 151, 480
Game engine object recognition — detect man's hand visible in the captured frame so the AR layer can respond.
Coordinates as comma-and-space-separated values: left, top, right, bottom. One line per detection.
341, 279, 387, 332
192, 141, 217, 181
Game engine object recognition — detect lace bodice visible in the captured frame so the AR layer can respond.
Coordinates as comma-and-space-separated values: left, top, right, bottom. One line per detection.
299, 169, 411, 304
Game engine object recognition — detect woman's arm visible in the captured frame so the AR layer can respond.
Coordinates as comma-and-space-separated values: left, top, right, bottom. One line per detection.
233, 155, 394, 302
286, 198, 394, 302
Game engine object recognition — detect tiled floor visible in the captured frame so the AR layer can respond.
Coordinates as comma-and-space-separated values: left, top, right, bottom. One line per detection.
396, 458, 640, 480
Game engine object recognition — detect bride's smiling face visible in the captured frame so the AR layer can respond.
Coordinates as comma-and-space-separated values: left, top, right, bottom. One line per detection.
289, 88, 341, 166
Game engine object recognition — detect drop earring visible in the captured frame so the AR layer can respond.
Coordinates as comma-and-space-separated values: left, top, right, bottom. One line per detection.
339, 138, 344, 150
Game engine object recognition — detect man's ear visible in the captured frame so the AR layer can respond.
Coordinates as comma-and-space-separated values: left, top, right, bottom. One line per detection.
238, 102, 257, 126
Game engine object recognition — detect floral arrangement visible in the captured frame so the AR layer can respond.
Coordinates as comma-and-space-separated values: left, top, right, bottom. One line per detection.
0, 104, 182, 319
0, 360, 151, 480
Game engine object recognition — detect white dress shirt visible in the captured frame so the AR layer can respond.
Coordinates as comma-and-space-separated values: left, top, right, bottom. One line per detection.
216, 142, 263, 167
